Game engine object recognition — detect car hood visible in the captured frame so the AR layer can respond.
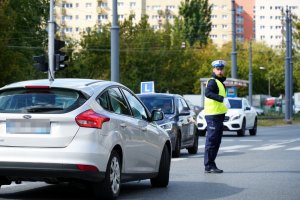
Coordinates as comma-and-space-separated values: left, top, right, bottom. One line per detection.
225, 109, 244, 116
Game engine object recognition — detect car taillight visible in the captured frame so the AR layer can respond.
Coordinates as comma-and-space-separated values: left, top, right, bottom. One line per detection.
77, 164, 99, 172
75, 109, 110, 129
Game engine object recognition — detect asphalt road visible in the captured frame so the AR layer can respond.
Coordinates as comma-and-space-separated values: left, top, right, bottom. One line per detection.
1, 125, 300, 200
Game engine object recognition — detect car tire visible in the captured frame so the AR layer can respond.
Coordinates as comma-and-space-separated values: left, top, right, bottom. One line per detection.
172, 133, 181, 158
249, 118, 257, 136
92, 150, 121, 200
237, 119, 246, 136
187, 130, 199, 154
151, 145, 170, 188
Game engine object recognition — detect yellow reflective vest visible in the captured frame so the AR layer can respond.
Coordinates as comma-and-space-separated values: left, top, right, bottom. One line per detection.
204, 78, 228, 115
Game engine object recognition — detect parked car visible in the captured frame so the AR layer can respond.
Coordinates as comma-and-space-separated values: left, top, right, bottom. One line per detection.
185, 99, 203, 115
253, 107, 265, 115
137, 93, 199, 157
197, 97, 258, 136
0, 79, 171, 199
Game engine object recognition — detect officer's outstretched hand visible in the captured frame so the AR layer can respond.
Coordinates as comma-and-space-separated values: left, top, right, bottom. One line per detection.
223, 98, 231, 109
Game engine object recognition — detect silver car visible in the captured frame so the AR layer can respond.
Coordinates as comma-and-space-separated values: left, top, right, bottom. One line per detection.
0, 79, 171, 199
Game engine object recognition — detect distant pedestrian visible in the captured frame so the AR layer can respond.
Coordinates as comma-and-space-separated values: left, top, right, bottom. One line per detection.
203, 60, 230, 173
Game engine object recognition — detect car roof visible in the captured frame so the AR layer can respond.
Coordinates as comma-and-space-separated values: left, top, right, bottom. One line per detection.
137, 93, 182, 98
0, 78, 122, 97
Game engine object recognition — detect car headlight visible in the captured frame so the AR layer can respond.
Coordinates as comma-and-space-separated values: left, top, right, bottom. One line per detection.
160, 122, 173, 131
230, 114, 241, 121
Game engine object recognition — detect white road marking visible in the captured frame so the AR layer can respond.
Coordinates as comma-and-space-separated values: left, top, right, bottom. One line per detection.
220, 145, 252, 151
286, 146, 300, 150
250, 145, 284, 150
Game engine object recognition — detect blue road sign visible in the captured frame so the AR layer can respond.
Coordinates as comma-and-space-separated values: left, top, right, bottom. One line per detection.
141, 81, 155, 94
227, 87, 237, 97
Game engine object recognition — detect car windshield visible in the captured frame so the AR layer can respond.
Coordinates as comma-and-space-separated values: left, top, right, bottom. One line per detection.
228, 99, 242, 109
0, 88, 87, 113
139, 96, 174, 114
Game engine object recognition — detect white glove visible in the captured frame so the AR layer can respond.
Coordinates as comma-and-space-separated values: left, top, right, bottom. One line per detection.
223, 98, 231, 109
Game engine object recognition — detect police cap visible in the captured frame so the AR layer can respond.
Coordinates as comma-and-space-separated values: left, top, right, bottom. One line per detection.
211, 60, 226, 68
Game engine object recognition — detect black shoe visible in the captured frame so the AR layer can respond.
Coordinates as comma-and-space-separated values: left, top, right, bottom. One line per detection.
205, 167, 223, 173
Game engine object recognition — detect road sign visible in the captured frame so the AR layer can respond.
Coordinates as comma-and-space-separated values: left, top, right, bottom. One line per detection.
227, 87, 237, 97
140, 81, 154, 94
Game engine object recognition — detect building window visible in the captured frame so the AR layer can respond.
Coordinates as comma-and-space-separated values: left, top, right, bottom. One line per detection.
130, 2, 136, 8
222, 34, 228, 40
98, 14, 108, 20
222, 15, 227, 19
99, 2, 108, 8
211, 24, 217, 29
86, 15, 92, 20
62, 3, 73, 8
222, 24, 228, 29
118, 2, 124, 7
85, 3, 92, 8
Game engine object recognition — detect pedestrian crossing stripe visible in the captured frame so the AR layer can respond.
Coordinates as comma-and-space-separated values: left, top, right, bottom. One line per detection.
286, 147, 300, 150
250, 145, 284, 150
196, 145, 300, 151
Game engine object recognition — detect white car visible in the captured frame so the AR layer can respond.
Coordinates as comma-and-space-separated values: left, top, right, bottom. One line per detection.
0, 79, 171, 199
197, 97, 258, 136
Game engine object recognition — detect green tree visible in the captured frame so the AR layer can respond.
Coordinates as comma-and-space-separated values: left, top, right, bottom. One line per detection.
0, 0, 48, 86
179, 0, 212, 47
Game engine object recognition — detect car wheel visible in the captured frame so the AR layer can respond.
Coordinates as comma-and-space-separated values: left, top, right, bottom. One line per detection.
187, 129, 199, 154
151, 145, 170, 188
237, 119, 246, 136
92, 150, 121, 200
172, 133, 181, 158
249, 118, 257, 136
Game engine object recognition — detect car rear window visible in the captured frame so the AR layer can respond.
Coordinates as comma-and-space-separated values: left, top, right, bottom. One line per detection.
0, 88, 87, 113
139, 96, 174, 114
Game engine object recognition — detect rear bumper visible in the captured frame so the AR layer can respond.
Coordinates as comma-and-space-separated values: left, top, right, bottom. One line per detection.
0, 162, 105, 183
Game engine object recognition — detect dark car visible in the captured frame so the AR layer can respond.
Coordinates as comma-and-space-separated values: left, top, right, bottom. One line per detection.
137, 93, 199, 157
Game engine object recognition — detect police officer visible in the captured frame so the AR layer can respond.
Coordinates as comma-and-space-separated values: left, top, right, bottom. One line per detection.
204, 60, 229, 173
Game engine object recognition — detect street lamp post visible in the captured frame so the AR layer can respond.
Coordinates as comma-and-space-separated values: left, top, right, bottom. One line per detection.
259, 66, 271, 96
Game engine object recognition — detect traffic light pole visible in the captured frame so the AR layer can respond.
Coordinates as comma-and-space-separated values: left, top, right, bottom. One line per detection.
48, 0, 55, 81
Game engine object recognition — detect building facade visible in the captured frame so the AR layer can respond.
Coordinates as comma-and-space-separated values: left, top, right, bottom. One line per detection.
54, 0, 298, 49
255, 0, 300, 49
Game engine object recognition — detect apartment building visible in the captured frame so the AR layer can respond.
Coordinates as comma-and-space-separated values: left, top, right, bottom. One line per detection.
255, 0, 300, 49
55, 0, 298, 49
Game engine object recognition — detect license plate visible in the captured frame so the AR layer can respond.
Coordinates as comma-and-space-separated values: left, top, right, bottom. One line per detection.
6, 119, 50, 134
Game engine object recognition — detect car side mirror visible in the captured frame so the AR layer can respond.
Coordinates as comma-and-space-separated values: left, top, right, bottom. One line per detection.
151, 109, 164, 121
177, 108, 190, 116
245, 107, 251, 111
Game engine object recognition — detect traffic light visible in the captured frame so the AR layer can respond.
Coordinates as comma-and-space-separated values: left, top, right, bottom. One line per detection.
33, 55, 48, 72
54, 39, 68, 71
55, 53, 69, 71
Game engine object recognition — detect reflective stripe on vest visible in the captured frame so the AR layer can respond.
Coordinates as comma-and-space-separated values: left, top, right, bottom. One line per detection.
204, 78, 228, 115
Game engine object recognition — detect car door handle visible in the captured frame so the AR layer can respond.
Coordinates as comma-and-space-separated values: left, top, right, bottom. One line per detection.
120, 123, 127, 128
141, 127, 147, 132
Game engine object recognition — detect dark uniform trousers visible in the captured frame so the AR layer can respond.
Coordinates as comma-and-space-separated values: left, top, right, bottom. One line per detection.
204, 114, 225, 170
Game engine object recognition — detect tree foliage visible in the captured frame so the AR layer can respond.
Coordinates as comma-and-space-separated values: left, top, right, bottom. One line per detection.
1, 2, 298, 98
179, 0, 212, 47
0, 0, 48, 86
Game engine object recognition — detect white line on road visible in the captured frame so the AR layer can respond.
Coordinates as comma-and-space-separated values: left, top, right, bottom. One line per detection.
220, 145, 252, 151
250, 145, 284, 150
286, 146, 300, 150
